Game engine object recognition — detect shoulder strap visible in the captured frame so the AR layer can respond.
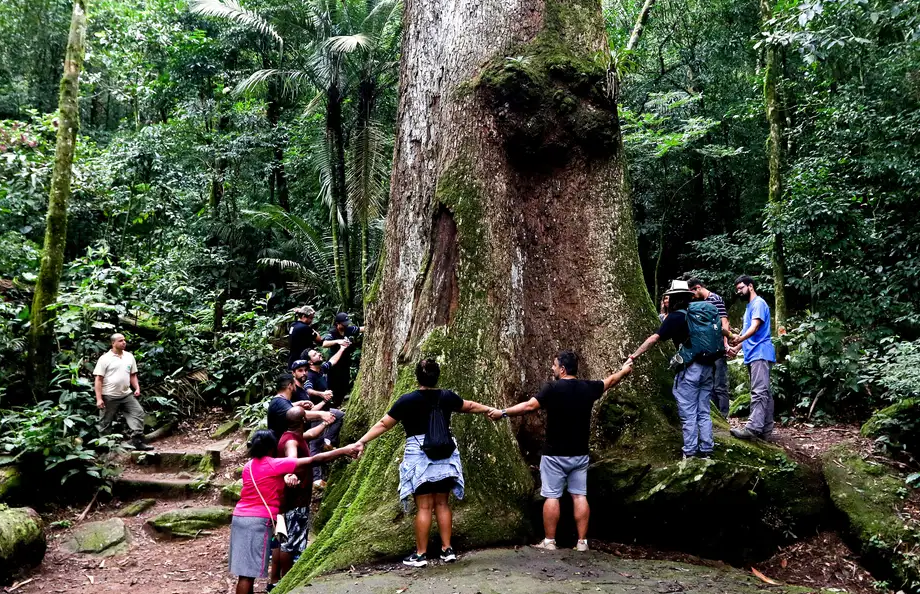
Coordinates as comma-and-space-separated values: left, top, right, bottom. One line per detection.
247, 463, 277, 531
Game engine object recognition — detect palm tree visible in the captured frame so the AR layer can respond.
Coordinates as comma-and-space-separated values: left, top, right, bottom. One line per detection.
190, 0, 400, 309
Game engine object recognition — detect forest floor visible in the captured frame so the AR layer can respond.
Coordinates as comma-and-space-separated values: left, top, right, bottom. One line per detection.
11, 416, 883, 594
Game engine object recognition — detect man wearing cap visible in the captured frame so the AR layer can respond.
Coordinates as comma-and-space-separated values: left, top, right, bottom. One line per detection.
317, 313, 365, 408
288, 306, 324, 368
687, 278, 731, 418
267, 373, 337, 441
301, 348, 347, 488
628, 280, 717, 459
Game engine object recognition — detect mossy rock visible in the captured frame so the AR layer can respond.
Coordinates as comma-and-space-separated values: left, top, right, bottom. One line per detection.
0, 506, 45, 585
0, 465, 22, 503
117, 498, 156, 517
221, 480, 242, 504
729, 392, 751, 417
211, 420, 240, 440
588, 431, 827, 563
861, 397, 920, 459
823, 441, 920, 591
62, 518, 129, 557
145, 506, 233, 539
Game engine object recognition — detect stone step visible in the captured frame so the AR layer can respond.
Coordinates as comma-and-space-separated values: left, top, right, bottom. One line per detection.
129, 440, 234, 473
113, 471, 211, 499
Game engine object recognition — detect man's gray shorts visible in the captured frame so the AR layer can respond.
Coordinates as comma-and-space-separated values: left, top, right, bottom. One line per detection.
540, 455, 589, 498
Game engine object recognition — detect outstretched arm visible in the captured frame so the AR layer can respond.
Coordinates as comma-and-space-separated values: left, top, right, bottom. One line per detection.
602, 360, 633, 391
459, 400, 496, 415
356, 414, 398, 447
629, 333, 660, 360
489, 397, 541, 420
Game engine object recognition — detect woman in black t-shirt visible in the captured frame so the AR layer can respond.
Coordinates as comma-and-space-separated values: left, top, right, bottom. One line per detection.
352, 358, 497, 568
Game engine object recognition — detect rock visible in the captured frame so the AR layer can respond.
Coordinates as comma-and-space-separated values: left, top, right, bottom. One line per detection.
221, 480, 242, 504
114, 472, 210, 499
211, 420, 241, 440
283, 547, 814, 594
117, 498, 157, 517
823, 441, 920, 591
728, 392, 751, 417
0, 465, 22, 503
861, 397, 920, 459
62, 518, 129, 557
145, 506, 233, 539
130, 450, 204, 469
0, 506, 45, 585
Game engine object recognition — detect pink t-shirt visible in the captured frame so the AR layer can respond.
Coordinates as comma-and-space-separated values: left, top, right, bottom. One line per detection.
233, 457, 298, 518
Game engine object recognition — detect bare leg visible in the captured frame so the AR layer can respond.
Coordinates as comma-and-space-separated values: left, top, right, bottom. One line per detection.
236, 577, 254, 594
269, 546, 280, 583
279, 550, 294, 577
414, 494, 434, 555
572, 495, 590, 540
543, 497, 561, 540
433, 492, 452, 550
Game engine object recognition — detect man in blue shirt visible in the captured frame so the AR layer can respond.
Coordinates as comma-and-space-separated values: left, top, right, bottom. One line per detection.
728, 275, 776, 441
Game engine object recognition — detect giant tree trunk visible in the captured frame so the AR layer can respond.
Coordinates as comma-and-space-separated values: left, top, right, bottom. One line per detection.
281, 1, 666, 586
280, 2, 823, 589
28, 0, 89, 395
761, 0, 787, 329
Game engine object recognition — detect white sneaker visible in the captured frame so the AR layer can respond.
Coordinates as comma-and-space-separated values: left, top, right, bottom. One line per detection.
532, 538, 557, 550
576, 539, 589, 552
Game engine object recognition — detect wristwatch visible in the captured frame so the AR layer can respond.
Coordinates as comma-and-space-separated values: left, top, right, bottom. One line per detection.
501, 409, 509, 418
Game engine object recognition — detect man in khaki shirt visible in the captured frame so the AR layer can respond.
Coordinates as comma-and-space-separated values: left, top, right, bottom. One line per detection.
94, 333, 152, 450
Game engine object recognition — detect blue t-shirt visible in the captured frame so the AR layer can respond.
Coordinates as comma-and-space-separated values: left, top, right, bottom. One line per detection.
742, 296, 776, 364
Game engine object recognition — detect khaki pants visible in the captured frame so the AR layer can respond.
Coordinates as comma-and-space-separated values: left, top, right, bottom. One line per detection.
100, 394, 146, 438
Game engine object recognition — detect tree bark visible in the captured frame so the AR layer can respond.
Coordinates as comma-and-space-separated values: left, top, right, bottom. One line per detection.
327, 83, 353, 307
28, 0, 89, 395
761, 0, 787, 330
626, 0, 658, 52
280, 0, 669, 586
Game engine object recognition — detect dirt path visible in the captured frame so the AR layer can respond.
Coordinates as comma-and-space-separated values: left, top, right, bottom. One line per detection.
13, 419, 885, 594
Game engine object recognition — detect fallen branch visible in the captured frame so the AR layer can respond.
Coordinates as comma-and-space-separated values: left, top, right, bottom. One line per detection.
77, 491, 99, 522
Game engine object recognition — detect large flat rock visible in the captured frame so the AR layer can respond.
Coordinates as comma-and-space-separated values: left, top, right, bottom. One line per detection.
287, 548, 816, 594
62, 518, 129, 557
145, 506, 233, 539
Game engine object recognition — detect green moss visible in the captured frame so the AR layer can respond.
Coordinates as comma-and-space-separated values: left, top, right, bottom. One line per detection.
197, 453, 217, 476
210, 420, 240, 440
279, 162, 533, 591
117, 498, 156, 517
823, 442, 920, 591
220, 480, 242, 505
0, 466, 22, 503
145, 506, 233, 538
729, 392, 751, 417
861, 397, 920, 458
0, 506, 45, 581
472, 0, 616, 167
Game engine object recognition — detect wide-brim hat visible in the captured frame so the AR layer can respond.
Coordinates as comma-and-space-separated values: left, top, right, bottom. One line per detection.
294, 306, 316, 316
663, 279, 694, 296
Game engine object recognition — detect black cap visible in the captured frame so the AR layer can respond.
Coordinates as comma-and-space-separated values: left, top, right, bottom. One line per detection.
334, 312, 350, 324
290, 359, 310, 371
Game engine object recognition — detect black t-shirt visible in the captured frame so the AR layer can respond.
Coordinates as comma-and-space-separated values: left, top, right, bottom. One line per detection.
291, 384, 308, 404
304, 362, 332, 403
288, 321, 320, 366
656, 309, 689, 349
267, 396, 294, 439
387, 389, 464, 437
535, 379, 605, 457
322, 325, 361, 375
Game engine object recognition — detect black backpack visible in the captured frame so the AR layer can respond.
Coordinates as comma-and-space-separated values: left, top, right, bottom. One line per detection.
421, 390, 456, 460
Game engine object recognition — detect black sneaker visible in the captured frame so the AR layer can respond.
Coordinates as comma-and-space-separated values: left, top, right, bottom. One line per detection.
402, 552, 427, 567
131, 439, 154, 451
697, 451, 712, 459
440, 547, 456, 562
266, 584, 276, 593
730, 427, 758, 441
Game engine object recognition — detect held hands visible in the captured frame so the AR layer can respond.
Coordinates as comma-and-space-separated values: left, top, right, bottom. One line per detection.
486, 408, 506, 421
621, 358, 634, 373
284, 473, 301, 487
729, 332, 743, 346
319, 411, 335, 425
322, 390, 333, 402
295, 400, 314, 410
726, 345, 741, 359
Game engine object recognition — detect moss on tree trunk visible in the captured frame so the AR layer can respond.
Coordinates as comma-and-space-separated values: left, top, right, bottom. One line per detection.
28, 0, 89, 394
279, 1, 824, 588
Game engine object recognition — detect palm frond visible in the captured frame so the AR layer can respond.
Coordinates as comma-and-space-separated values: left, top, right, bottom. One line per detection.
190, 0, 283, 47
347, 120, 390, 223
326, 33, 372, 54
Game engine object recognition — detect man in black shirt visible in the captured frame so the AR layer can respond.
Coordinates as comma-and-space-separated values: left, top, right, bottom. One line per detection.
301, 347, 347, 488
489, 350, 633, 552
288, 306, 324, 368
629, 279, 720, 460
319, 313, 365, 407
267, 373, 335, 441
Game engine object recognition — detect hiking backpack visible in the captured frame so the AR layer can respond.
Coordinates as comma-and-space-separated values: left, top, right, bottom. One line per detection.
422, 390, 457, 460
673, 301, 725, 371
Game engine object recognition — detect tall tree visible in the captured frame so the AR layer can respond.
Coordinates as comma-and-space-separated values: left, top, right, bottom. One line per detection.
279, 0, 672, 586
28, 0, 89, 394
761, 0, 787, 328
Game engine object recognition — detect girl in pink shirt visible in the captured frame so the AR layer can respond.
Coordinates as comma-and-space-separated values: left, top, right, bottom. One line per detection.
229, 430, 356, 594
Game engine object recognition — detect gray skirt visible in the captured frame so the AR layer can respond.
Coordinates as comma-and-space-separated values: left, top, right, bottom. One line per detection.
229, 515, 273, 578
